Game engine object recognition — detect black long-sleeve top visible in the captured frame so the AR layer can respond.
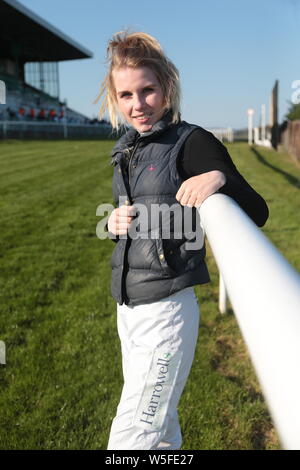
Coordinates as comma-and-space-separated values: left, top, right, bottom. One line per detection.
177, 127, 269, 227
107, 126, 269, 240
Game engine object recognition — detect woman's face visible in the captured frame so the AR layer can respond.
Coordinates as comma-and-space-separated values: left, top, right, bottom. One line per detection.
112, 66, 166, 133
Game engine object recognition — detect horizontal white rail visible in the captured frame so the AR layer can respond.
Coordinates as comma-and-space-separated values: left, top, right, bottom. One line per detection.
0, 120, 110, 128
199, 193, 300, 450
0, 120, 113, 139
206, 127, 234, 143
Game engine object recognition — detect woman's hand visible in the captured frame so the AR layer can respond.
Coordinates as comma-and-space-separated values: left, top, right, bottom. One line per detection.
175, 170, 226, 207
107, 204, 135, 235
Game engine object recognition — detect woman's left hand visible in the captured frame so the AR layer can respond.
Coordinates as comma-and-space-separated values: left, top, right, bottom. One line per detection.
175, 170, 226, 207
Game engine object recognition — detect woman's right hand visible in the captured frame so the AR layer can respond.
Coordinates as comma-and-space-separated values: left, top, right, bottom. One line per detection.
107, 205, 135, 235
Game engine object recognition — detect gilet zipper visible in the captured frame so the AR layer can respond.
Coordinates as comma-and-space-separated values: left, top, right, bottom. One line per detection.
127, 139, 140, 186
120, 139, 140, 305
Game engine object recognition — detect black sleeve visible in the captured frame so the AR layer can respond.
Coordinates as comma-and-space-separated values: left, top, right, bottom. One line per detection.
177, 128, 269, 227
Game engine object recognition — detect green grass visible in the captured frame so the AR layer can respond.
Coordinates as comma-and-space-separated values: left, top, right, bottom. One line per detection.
0, 139, 299, 450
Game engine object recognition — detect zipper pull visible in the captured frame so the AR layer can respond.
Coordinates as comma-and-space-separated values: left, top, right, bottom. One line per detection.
110, 155, 119, 166
124, 146, 134, 160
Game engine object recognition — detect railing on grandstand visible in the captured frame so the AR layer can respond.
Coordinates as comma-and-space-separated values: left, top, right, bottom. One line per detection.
199, 193, 300, 450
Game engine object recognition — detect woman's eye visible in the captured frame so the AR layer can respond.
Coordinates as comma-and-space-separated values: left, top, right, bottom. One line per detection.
120, 88, 153, 98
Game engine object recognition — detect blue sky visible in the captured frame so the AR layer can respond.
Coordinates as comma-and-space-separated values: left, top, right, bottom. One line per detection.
19, 0, 300, 129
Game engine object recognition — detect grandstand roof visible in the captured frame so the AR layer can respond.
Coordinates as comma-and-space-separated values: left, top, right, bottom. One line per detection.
0, 0, 93, 62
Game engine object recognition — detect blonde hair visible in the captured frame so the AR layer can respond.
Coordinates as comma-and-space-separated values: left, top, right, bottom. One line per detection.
94, 31, 181, 130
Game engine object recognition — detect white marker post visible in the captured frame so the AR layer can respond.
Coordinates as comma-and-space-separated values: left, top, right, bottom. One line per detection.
261, 104, 266, 143
0, 80, 6, 104
247, 108, 254, 145
0, 341, 6, 364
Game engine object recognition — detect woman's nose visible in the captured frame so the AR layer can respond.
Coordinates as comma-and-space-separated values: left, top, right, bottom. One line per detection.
133, 93, 145, 111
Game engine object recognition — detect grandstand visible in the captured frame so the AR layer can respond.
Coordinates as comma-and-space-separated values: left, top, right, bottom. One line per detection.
0, 0, 111, 138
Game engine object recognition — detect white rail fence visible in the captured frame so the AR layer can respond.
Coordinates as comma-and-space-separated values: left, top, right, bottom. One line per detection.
0, 120, 113, 139
199, 193, 300, 450
206, 127, 234, 143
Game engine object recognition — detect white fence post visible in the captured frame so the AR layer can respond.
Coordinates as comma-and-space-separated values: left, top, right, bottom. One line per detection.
3, 120, 7, 139
219, 272, 228, 314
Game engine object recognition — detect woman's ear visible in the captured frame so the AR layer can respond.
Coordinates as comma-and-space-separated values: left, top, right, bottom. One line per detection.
162, 92, 169, 108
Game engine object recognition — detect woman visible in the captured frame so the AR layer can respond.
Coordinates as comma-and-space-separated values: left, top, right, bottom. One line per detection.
96, 31, 269, 450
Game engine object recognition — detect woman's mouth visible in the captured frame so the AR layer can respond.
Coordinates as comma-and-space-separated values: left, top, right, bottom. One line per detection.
134, 115, 151, 123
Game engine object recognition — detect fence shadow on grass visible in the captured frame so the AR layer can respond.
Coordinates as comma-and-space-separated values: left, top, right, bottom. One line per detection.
250, 146, 300, 190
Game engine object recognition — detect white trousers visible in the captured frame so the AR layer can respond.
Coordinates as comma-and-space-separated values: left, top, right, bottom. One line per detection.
107, 286, 200, 450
